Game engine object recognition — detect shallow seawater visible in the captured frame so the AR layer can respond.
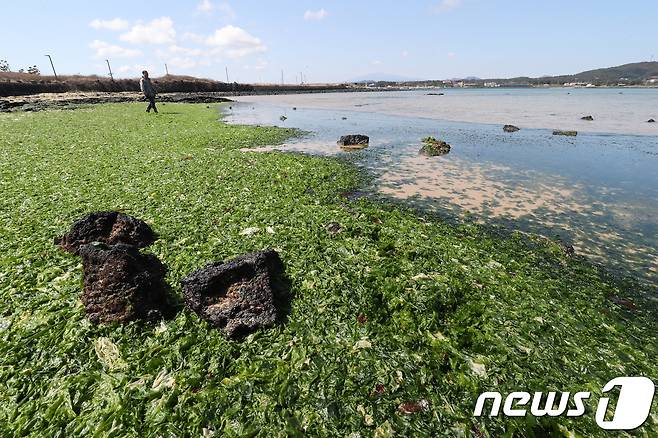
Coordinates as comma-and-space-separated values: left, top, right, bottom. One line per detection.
223, 95, 658, 285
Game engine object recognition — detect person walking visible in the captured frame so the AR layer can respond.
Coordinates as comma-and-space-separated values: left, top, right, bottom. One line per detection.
140, 70, 158, 113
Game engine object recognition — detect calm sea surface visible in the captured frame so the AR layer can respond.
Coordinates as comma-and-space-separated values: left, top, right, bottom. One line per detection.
223, 88, 658, 286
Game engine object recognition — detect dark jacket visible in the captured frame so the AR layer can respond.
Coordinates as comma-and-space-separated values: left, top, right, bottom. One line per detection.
140, 77, 156, 98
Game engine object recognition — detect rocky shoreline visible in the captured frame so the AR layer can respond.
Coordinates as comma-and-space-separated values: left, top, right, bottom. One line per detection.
0, 91, 235, 113
0, 87, 404, 113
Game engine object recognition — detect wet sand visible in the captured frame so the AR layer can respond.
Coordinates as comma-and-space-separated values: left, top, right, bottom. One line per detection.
233, 88, 658, 136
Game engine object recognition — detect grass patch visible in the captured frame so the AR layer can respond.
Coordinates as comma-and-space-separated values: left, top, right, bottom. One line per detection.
0, 103, 656, 437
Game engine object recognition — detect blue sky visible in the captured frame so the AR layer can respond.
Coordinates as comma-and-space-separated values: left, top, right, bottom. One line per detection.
1, 0, 656, 83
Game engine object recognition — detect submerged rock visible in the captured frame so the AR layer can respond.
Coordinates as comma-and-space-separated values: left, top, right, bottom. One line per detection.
55, 211, 156, 254
503, 124, 520, 133
79, 243, 173, 324
338, 134, 370, 150
279, 115, 287, 121
553, 130, 578, 137
427, 92, 445, 96
419, 137, 451, 156
181, 250, 288, 339
581, 115, 594, 121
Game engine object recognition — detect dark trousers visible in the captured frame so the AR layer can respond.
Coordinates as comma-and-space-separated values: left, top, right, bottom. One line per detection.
146, 95, 157, 113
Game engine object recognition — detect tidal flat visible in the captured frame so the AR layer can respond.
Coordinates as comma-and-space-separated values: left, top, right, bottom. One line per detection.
0, 103, 656, 436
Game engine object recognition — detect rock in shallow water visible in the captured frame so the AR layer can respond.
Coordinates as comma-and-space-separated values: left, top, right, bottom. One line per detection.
338, 134, 369, 150
55, 211, 156, 254
181, 250, 288, 339
419, 137, 451, 156
553, 130, 578, 137
79, 243, 173, 323
503, 124, 520, 133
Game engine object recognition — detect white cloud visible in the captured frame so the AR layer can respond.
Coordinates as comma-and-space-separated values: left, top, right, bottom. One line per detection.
89, 40, 142, 58
120, 17, 176, 45
205, 25, 266, 58
217, 3, 237, 20
117, 65, 139, 73
197, 0, 236, 19
165, 45, 204, 57
117, 64, 156, 76
168, 57, 210, 70
435, 0, 462, 12
304, 9, 328, 21
181, 32, 206, 44
243, 59, 268, 71
197, 0, 214, 12
89, 18, 130, 31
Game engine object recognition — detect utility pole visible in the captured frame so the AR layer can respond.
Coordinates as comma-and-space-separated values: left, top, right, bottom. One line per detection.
281, 70, 284, 85
165, 63, 169, 76
105, 59, 114, 81
225, 66, 230, 83
300, 71, 303, 85
45, 54, 57, 80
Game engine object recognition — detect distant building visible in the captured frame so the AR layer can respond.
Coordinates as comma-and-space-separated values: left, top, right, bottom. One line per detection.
483, 82, 500, 88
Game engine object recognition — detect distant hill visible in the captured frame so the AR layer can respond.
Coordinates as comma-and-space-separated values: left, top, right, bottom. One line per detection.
501, 62, 658, 86
368, 62, 658, 87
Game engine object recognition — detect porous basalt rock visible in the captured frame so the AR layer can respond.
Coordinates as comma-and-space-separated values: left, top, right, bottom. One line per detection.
181, 250, 287, 339
338, 134, 370, 150
55, 211, 156, 254
581, 115, 594, 121
79, 243, 173, 323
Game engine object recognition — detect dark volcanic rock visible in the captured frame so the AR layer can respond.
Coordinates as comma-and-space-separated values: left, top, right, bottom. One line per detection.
79, 243, 173, 323
181, 250, 287, 339
325, 222, 343, 235
55, 211, 156, 254
648, 118, 656, 123
503, 124, 520, 133
581, 115, 594, 121
338, 134, 369, 150
562, 243, 576, 258
553, 130, 578, 137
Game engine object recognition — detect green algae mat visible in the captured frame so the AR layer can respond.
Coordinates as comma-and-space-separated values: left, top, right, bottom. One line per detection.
0, 103, 656, 437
